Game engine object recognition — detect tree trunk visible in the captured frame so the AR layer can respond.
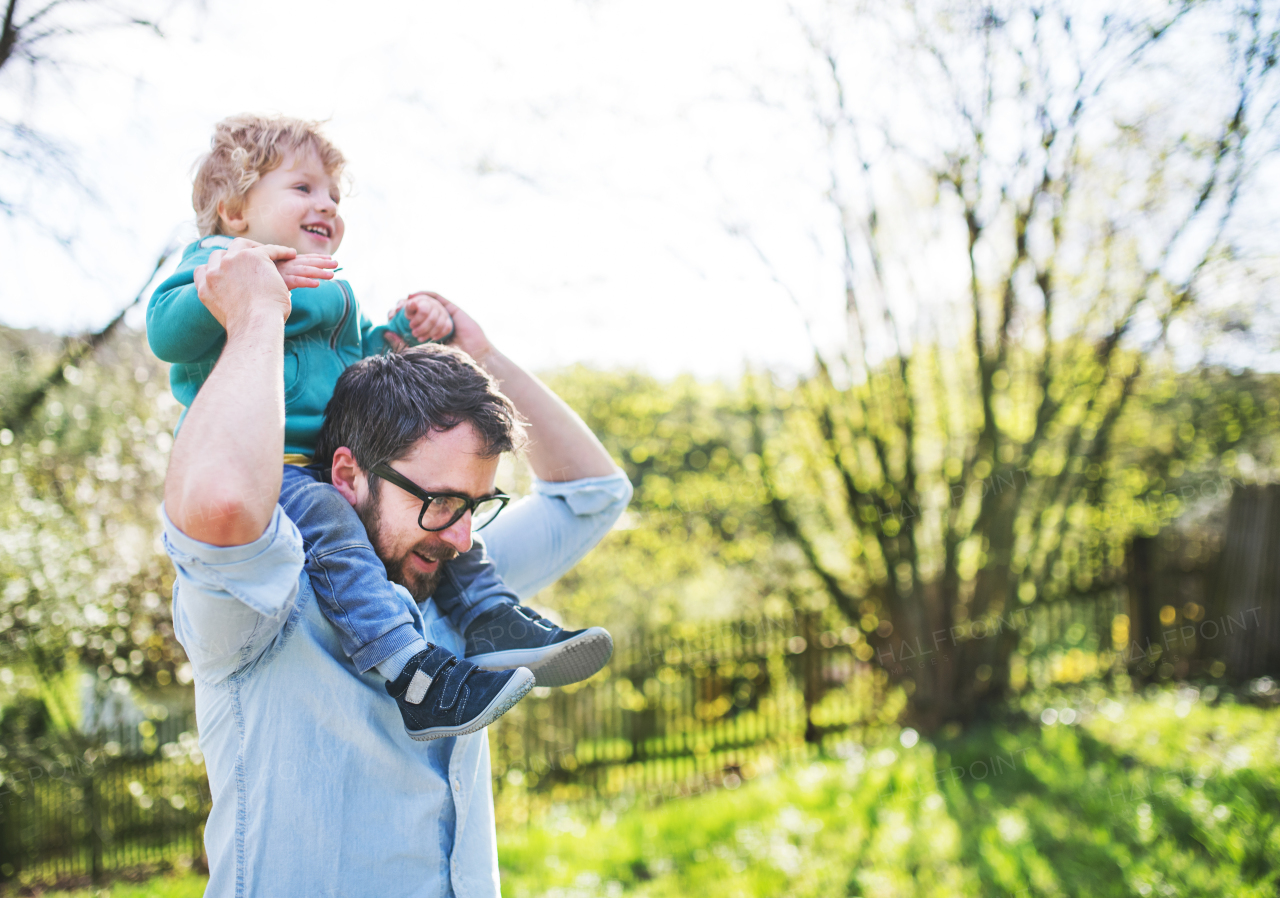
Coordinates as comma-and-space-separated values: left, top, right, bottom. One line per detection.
1127, 535, 1159, 681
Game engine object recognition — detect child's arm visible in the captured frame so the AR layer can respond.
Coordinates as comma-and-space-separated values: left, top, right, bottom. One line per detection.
147, 244, 336, 363
147, 275, 229, 363
375, 293, 455, 353
359, 293, 453, 356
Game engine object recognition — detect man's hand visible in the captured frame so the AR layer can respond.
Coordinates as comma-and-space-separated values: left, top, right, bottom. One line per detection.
384, 291, 616, 482
200, 236, 336, 291
194, 239, 295, 334
276, 253, 339, 290
387, 291, 455, 344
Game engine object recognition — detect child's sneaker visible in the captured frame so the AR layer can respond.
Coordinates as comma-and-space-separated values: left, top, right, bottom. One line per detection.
463, 604, 612, 688
385, 645, 534, 741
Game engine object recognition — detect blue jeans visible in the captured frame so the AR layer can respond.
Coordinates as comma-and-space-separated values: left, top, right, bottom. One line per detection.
278, 465, 516, 673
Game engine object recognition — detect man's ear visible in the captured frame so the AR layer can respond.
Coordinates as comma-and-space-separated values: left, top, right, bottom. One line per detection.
329, 447, 363, 507
217, 198, 250, 235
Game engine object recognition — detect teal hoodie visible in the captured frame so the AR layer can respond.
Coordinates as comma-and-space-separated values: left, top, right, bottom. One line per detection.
147, 236, 422, 457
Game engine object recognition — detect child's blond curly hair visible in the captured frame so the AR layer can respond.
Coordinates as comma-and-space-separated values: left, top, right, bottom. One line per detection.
192, 114, 346, 237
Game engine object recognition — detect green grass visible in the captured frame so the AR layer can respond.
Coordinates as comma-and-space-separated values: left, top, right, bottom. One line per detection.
24, 689, 1280, 898
496, 689, 1280, 897
12, 871, 207, 897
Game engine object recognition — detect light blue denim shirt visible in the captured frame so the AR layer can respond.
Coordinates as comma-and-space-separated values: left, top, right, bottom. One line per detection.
162, 472, 632, 898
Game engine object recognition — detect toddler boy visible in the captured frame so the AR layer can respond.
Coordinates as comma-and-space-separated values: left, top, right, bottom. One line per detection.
147, 114, 613, 740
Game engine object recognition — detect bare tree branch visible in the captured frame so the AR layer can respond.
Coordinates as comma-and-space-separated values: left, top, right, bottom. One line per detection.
0, 0, 174, 235
1, 243, 176, 434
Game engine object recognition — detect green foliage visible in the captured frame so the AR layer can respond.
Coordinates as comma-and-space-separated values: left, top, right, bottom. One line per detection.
1103, 370, 1280, 537
0, 325, 184, 804
0, 326, 184, 694
537, 369, 821, 633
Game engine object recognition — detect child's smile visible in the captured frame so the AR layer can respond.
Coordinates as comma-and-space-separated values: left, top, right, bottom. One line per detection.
220, 146, 345, 255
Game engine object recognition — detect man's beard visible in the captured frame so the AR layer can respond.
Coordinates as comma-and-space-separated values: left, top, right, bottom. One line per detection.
354, 491, 459, 602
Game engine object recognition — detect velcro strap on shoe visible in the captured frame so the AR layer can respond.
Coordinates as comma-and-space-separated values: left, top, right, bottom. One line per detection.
405, 669, 433, 705
515, 604, 555, 634
418, 645, 457, 680
436, 658, 479, 710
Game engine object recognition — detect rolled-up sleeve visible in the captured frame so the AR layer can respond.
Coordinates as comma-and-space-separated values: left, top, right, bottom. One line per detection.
481, 470, 633, 599
162, 504, 306, 684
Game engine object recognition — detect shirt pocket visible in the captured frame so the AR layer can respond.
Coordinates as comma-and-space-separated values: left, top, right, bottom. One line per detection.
283, 342, 308, 405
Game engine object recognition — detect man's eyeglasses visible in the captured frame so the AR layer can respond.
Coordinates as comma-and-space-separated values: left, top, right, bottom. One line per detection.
370, 463, 510, 532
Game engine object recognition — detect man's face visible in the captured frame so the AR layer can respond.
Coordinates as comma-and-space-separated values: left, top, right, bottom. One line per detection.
353, 422, 500, 602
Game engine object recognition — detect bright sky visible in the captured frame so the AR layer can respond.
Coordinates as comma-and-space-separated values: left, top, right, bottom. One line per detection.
0, 0, 848, 379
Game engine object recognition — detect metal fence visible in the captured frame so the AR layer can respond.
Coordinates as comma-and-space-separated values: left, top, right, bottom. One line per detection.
488, 612, 890, 804
0, 718, 210, 888
0, 599, 1147, 888
486, 593, 1156, 803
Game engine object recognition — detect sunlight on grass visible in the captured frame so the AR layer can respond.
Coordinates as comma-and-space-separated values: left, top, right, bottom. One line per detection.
29, 871, 207, 898
498, 691, 1280, 898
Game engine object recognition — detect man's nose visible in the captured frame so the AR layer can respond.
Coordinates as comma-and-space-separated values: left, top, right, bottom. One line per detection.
437, 513, 473, 555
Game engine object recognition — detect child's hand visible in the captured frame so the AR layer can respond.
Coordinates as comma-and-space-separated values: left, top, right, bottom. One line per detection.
276, 254, 338, 290
391, 292, 454, 343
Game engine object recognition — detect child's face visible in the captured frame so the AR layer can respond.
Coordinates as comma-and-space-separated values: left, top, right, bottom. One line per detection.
220, 147, 345, 255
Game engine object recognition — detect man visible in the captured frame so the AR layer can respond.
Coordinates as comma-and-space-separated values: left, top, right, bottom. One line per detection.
162, 241, 631, 896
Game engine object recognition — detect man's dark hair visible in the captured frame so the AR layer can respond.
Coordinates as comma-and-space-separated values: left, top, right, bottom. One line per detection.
313, 345, 526, 483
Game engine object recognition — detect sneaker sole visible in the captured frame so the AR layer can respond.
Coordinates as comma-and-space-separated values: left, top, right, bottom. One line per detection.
407, 667, 535, 742
467, 628, 613, 688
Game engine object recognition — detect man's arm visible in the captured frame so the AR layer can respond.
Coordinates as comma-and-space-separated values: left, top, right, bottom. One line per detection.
164, 241, 296, 546
392, 293, 631, 597
426, 293, 618, 483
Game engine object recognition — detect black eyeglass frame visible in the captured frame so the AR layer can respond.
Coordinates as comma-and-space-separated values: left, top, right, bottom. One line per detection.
369, 463, 511, 532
